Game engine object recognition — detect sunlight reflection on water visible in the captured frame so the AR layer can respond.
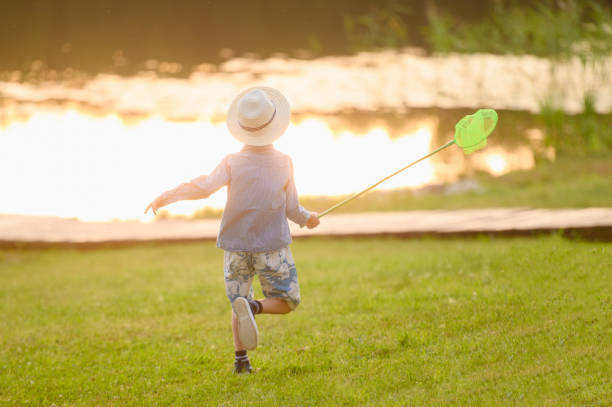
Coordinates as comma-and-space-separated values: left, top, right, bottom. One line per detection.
0, 108, 535, 221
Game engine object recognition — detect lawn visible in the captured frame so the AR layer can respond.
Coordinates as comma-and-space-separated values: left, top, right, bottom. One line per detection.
0, 236, 610, 406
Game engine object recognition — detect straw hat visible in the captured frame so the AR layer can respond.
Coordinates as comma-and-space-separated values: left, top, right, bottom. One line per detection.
226, 86, 291, 146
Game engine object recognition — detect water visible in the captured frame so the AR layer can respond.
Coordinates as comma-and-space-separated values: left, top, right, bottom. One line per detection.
3, 50, 611, 117
0, 108, 538, 222
3, 50, 603, 221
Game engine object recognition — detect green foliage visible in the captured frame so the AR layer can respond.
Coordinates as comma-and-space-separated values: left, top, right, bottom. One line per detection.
539, 101, 569, 150
343, 1, 611, 59
539, 95, 612, 153
423, 0, 612, 59
343, 0, 412, 51
0, 237, 610, 405
578, 93, 612, 152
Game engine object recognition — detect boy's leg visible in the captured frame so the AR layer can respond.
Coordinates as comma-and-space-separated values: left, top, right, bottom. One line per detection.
224, 251, 258, 372
232, 313, 252, 374
253, 246, 301, 313
258, 297, 291, 314
232, 312, 244, 350
245, 297, 290, 314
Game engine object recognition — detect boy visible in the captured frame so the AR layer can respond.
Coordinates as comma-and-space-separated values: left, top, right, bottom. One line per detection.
145, 87, 320, 374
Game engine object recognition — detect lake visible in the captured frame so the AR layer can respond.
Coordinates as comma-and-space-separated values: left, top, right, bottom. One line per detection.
1, 50, 608, 221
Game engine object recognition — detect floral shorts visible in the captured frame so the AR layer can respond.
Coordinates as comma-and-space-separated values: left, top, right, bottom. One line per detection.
224, 246, 301, 310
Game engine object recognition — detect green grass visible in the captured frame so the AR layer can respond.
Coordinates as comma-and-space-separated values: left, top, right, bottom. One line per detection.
1, 236, 611, 405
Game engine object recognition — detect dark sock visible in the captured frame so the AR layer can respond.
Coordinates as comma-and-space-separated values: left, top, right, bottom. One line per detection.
235, 350, 248, 361
233, 350, 252, 374
249, 300, 263, 315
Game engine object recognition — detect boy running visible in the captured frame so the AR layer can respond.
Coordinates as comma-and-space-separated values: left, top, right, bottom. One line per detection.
145, 87, 320, 373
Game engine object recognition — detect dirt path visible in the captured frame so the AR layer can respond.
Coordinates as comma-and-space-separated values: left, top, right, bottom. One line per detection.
1, 208, 611, 247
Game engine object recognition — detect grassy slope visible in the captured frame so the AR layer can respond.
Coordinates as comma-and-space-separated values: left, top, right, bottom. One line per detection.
0, 237, 610, 406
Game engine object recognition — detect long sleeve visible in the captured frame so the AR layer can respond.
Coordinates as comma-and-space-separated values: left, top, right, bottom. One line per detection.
158, 156, 230, 207
285, 158, 311, 227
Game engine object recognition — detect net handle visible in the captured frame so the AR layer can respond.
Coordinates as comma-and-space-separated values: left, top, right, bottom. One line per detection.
318, 140, 456, 218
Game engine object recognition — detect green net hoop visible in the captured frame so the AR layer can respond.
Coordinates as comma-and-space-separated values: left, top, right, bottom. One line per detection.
454, 109, 498, 154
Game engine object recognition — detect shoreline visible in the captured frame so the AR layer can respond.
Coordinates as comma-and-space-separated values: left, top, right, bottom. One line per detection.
2, 208, 611, 247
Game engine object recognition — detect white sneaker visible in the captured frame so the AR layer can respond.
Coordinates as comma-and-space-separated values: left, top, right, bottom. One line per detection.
232, 297, 259, 350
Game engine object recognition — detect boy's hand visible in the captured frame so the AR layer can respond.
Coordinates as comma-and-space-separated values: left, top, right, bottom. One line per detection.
144, 196, 163, 215
306, 213, 320, 229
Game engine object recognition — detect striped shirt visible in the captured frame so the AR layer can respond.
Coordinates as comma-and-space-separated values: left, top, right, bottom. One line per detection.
158, 144, 311, 252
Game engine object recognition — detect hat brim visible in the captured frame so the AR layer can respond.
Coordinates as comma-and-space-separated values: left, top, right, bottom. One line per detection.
226, 86, 291, 146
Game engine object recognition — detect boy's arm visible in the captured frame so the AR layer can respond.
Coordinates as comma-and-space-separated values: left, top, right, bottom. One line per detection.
145, 157, 230, 215
285, 158, 319, 228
